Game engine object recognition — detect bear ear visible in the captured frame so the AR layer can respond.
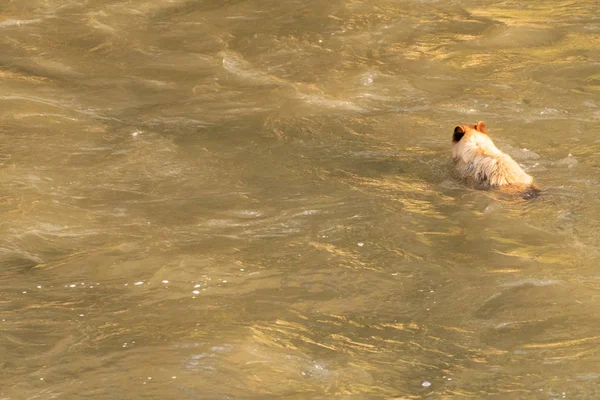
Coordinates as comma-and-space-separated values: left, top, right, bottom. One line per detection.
476, 121, 487, 133
454, 126, 465, 134
453, 126, 466, 142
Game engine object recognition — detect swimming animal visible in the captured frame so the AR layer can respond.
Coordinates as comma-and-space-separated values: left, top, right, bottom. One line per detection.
452, 121, 538, 196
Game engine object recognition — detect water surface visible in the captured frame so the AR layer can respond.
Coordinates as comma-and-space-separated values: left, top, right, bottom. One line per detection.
1, 0, 600, 398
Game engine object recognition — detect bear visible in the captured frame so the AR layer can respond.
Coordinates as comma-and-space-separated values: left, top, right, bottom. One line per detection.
452, 121, 538, 197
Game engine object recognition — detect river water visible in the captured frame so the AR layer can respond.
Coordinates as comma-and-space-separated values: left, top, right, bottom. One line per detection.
1, 1, 599, 399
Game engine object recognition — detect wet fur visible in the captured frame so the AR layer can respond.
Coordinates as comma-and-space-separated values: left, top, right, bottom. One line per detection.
452, 121, 538, 196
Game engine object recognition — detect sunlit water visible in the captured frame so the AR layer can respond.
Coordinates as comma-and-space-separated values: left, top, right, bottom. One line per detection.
1, 0, 600, 398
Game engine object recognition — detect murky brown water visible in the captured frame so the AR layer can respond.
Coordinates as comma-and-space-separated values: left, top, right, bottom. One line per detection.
1, 0, 600, 398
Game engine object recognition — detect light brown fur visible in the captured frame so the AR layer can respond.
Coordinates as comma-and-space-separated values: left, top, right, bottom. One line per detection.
452, 121, 537, 194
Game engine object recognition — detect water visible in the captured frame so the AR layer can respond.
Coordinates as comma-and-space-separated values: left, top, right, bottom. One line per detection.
1, 0, 599, 398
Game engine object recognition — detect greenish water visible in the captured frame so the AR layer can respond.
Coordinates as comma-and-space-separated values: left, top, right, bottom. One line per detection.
1, 1, 599, 398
